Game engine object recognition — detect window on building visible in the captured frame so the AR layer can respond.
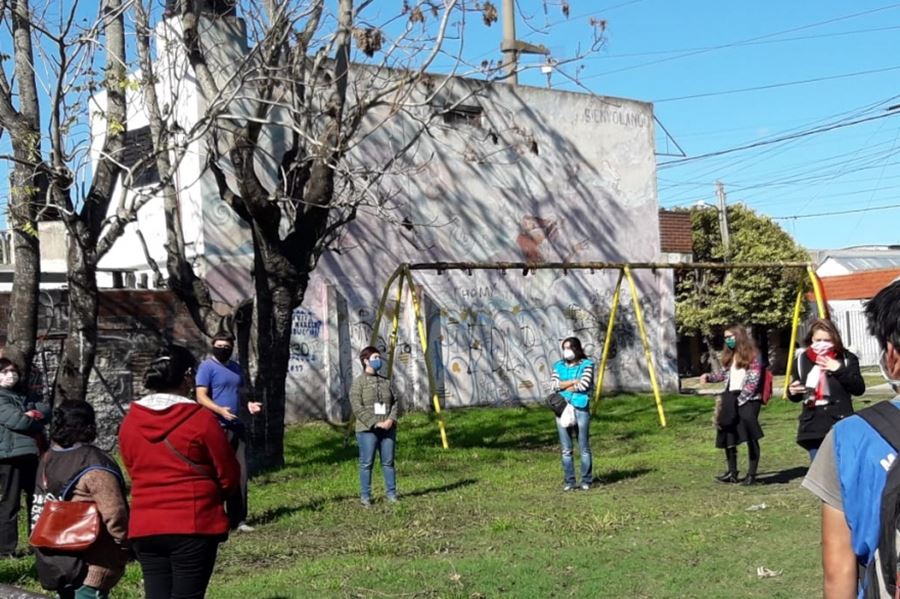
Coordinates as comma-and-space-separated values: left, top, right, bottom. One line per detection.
441, 104, 483, 128
119, 126, 160, 188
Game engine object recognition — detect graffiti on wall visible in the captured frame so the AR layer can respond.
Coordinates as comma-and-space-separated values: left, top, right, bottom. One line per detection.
430, 286, 657, 407
288, 308, 324, 374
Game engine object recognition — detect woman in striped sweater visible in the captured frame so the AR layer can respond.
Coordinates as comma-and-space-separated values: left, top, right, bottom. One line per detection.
700, 324, 765, 485
550, 337, 595, 492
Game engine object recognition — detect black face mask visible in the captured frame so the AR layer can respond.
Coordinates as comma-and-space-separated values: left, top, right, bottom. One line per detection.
212, 347, 233, 363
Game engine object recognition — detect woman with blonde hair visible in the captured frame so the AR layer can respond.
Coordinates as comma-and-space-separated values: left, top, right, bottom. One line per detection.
701, 325, 765, 485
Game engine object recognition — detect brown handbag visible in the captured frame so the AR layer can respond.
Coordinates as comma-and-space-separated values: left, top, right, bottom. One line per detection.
30, 500, 100, 551
29, 454, 102, 552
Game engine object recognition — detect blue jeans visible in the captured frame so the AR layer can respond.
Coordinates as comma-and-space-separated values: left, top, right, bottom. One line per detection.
808, 447, 818, 462
357, 428, 397, 500
556, 407, 592, 486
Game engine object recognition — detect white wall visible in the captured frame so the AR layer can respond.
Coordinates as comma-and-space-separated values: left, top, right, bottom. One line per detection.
89, 17, 677, 421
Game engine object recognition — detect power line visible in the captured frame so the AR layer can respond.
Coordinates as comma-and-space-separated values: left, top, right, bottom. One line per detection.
590, 24, 900, 60
652, 64, 900, 104
772, 203, 900, 220
658, 111, 900, 169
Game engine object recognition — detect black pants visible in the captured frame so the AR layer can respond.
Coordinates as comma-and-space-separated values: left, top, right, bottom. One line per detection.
225, 429, 248, 529
0, 454, 37, 555
133, 535, 224, 599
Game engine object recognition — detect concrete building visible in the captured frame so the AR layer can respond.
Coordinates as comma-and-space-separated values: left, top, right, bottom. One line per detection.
81, 13, 676, 422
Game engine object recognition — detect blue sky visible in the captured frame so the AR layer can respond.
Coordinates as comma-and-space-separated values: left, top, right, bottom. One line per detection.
4, 1, 899, 252
451, 0, 900, 250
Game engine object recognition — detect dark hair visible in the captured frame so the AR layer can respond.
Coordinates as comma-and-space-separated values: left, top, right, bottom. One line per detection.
865, 280, 900, 351
0, 358, 18, 373
51, 400, 97, 448
721, 324, 757, 369
359, 345, 379, 367
803, 318, 846, 355
561, 337, 587, 361
143, 344, 198, 392
211, 331, 235, 345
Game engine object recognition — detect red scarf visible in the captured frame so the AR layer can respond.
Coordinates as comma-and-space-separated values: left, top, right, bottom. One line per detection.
805, 346, 838, 401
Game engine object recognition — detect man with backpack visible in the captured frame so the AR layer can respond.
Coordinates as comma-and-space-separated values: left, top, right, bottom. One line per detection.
803, 280, 900, 599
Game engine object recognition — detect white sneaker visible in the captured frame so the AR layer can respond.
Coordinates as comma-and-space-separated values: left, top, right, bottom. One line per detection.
235, 522, 255, 533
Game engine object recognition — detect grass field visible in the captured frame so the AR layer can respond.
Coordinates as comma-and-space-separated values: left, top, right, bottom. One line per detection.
2, 390, 891, 598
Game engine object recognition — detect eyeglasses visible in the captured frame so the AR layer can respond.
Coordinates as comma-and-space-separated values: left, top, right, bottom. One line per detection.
0, 367, 17, 374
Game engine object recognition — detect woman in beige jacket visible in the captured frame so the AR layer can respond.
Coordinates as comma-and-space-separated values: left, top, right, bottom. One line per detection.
32, 400, 128, 599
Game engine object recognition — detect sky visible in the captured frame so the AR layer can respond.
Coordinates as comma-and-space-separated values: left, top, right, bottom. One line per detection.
3, 0, 900, 253
449, 0, 900, 251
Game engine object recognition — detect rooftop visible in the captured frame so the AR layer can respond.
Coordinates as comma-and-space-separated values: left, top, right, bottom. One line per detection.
814, 267, 900, 301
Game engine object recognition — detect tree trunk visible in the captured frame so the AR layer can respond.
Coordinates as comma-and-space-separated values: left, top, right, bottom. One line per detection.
56, 229, 98, 401
6, 163, 40, 375
245, 283, 296, 472
243, 235, 302, 471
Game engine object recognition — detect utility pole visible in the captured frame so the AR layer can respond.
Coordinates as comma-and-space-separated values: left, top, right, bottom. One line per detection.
501, 0, 550, 85
715, 181, 731, 260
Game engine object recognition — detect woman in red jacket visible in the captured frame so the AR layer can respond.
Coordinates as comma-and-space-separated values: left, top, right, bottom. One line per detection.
119, 344, 240, 599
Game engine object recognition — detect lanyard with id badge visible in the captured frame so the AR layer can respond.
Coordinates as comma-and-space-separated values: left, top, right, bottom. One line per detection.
373, 379, 388, 416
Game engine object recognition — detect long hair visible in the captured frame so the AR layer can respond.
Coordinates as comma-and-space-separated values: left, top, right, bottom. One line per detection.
803, 318, 846, 355
562, 337, 587, 361
721, 325, 757, 369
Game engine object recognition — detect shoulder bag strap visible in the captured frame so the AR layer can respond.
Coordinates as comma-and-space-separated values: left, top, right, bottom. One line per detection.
162, 437, 215, 479
60, 466, 124, 500
857, 401, 900, 451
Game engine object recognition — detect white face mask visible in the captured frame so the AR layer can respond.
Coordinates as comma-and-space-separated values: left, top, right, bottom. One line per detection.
810, 340, 834, 355
0, 371, 19, 389
563, 349, 576, 361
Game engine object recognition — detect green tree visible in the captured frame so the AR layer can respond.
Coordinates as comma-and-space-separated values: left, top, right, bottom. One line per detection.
675, 204, 809, 360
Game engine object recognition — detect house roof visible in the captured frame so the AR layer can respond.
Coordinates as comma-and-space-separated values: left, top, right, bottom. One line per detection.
658, 210, 693, 254
814, 267, 900, 301
813, 246, 900, 271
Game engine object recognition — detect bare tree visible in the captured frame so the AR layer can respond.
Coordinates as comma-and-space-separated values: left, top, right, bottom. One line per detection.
0, 0, 184, 400
0, 0, 44, 376
127, 0, 602, 468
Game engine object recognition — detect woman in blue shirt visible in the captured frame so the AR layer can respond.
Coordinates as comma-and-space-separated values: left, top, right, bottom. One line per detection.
550, 337, 595, 491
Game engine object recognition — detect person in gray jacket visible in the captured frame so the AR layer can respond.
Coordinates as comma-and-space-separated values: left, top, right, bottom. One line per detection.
0, 354, 49, 555
349, 346, 398, 507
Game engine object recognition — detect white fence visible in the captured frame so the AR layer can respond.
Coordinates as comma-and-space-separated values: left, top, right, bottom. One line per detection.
825, 304, 881, 366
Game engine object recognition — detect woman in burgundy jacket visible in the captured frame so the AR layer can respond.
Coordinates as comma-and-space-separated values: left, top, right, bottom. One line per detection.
119, 344, 240, 599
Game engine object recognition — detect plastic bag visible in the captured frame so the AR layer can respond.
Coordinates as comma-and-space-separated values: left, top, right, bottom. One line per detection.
557, 402, 576, 428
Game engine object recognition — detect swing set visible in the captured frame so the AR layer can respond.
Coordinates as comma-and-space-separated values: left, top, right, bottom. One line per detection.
368, 261, 829, 450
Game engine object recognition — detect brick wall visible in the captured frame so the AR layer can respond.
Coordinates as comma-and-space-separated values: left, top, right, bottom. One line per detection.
658, 210, 693, 254
0, 289, 209, 449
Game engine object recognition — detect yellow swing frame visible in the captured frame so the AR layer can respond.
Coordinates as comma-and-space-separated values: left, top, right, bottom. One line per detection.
367, 261, 824, 449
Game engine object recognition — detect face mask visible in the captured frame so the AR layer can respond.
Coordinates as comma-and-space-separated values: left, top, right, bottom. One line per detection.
811, 340, 834, 355
724, 338, 737, 350
212, 347, 233, 363
368, 357, 383, 371
563, 349, 576, 361
879, 350, 900, 390
0, 371, 19, 389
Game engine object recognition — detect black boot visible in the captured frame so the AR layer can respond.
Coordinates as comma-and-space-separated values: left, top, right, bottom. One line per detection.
716, 471, 739, 483
716, 447, 739, 483
743, 441, 760, 486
